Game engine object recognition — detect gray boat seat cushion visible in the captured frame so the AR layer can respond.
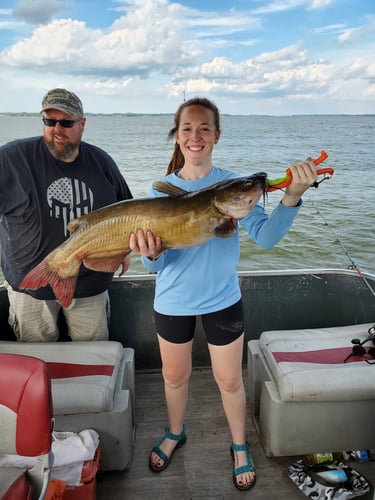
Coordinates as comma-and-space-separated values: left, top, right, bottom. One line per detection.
0, 341, 127, 414
258, 323, 375, 402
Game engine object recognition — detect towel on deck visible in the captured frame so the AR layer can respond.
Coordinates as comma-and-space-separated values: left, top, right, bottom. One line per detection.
0, 429, 99, 486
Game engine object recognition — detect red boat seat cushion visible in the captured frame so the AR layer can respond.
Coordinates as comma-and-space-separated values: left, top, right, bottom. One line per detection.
0, 468, 32, 500
259, 323, 375, 402
0, 341, 124, 414
0, 353, 52, 455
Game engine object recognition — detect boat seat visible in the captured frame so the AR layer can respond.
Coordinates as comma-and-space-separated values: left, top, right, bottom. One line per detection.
0, 353, 53, 500
247, 323, 375, 457
0, 341, 135, 471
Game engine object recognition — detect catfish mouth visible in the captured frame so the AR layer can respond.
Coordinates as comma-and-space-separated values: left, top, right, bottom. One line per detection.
214, 172, 268, 219
244, 172, 268, 192
231, 172, 268, 199
243, 171, 268, 209
229, 188, 264, 218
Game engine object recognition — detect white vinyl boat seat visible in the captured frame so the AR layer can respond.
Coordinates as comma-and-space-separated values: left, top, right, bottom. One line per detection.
0, 353, 53, 500
0, 341, 135, 472
247, 323, 375, 457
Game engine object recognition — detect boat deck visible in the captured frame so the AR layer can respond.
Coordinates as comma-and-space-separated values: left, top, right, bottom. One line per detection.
97, 367, 375, 499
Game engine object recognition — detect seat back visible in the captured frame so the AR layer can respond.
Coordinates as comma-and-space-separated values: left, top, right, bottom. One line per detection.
0, 353, 53, 499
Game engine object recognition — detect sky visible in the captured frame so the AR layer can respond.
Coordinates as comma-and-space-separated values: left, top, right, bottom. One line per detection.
0, 0, 374, 115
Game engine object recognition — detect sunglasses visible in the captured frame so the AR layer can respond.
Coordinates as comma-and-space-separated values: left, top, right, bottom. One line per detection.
344, 325, 375, 364
42, 117, 80, 128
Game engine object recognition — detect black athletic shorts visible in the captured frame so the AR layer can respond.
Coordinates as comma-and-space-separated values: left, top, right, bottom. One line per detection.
154, 299, 244, 346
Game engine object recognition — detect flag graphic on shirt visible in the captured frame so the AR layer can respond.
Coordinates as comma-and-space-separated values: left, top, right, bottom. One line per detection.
47, 177, 93, 236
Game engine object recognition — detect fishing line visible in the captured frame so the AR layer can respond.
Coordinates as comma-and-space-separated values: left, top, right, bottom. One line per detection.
309, 200, 375, 298
269, 151, 374, 297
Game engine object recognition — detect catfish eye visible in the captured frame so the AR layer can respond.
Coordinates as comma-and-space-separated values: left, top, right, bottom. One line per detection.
232, 195, 242, 202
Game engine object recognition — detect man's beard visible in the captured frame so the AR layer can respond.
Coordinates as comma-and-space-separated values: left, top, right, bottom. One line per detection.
44, 138, 78, 161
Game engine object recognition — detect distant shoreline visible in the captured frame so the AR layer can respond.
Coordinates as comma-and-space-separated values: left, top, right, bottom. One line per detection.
0, 112, 374, 117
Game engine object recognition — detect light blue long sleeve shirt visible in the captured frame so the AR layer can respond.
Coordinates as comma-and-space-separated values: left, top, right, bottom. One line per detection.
141, 167, 302, 316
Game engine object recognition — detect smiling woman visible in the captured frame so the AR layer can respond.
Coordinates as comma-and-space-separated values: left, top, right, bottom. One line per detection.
126, 96, 327, 491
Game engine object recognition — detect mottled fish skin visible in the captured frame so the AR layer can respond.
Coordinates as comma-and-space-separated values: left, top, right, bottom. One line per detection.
20, 173, 267, 306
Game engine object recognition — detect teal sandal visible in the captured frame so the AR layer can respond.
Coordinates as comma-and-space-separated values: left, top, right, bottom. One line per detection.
149, 425, 187, 472
230, 442, 256, 491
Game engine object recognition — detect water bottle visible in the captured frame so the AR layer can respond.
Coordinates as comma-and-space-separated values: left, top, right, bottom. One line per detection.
342, 450, 369, 462
315, 468, 348, 484
306, 452, 332, 464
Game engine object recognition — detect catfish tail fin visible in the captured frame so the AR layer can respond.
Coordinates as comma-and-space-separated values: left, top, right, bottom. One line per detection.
20, 260, 78, 307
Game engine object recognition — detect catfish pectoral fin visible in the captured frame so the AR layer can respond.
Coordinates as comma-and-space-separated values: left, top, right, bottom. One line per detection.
214, 218, 237, 238
20, 260, 78, 308
51, 276, 77, 308
83, 255, 126, 273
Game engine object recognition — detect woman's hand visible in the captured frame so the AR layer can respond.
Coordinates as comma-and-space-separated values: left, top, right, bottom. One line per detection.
281, 157, 318, 206
129, 229, 163, 260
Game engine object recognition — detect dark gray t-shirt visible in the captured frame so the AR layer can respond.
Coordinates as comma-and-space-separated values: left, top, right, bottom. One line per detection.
0, 136, 132, 299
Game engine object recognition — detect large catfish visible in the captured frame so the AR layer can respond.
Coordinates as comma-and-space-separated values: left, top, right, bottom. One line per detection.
20, 173, 267, 306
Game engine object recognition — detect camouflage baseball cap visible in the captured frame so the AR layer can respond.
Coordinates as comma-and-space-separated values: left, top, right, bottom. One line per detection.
41, 88, 84, 116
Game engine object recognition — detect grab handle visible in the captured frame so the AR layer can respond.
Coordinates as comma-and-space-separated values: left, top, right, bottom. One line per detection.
267, 151, 333, 192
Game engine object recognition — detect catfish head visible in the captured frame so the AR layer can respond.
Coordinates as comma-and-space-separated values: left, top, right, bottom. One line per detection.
213, 172, 267, 219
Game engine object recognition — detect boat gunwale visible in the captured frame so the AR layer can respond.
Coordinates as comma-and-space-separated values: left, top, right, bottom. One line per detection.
1, 267, 374, 292
109, 266, 375, 282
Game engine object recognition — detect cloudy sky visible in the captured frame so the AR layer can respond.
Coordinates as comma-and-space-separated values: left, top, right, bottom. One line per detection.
0, 0, 374, 114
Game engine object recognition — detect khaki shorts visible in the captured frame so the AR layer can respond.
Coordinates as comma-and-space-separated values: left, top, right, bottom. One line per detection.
5, 281, 110, 342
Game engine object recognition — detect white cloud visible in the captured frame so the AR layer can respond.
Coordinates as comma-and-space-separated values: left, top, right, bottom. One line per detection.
337, 26, 362, 45
314, 24, 345, 34
336, 15, 375, 45
1, 20, 98, 70
167, 41, 375, 109
252, 0, 331, 15
172, 44, 311, 86
0, 6, 199, 76
308, 0, 332, 10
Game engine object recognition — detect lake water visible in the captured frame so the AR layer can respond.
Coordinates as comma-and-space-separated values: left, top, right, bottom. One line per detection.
0, 113, 374, 278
